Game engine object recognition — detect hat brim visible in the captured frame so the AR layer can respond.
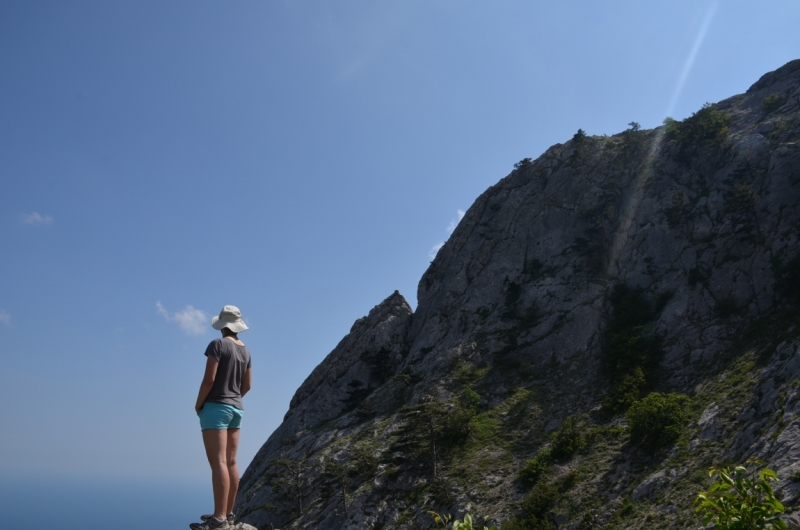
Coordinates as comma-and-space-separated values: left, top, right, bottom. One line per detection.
211, 316, 249, 333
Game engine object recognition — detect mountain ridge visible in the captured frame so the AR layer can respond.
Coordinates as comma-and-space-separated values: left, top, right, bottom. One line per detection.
236, 59, 800, 529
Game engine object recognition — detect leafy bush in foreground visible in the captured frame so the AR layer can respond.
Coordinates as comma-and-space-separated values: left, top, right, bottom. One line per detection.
695, 465, 786, 529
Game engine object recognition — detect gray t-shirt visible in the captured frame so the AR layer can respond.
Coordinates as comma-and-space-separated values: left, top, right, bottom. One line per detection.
204, 337, 251, 410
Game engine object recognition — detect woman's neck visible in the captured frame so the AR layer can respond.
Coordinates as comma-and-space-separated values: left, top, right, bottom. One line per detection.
222, 330, 238, 340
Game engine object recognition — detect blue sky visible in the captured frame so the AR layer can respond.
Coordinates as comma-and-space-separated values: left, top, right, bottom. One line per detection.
0, 1, 798, 483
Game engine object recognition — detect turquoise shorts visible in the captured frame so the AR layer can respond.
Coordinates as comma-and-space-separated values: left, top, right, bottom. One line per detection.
198, 402, 243, 430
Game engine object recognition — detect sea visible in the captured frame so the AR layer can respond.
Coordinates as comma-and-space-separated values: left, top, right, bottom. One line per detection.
0, 475, 212, 530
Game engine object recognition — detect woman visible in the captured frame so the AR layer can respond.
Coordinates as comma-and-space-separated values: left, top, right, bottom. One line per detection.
191, 305, 253, 530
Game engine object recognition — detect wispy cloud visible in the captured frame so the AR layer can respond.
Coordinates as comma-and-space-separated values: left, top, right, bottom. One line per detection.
0, 309, 10, 325
447, 209, 466, 234
156, 301, 208, 336
429, 209, 466, 260
429, 242, 445, 260
20, 212, 53, 225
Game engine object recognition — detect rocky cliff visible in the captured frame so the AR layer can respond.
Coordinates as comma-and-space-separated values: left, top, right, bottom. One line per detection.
236, 59, 800, 529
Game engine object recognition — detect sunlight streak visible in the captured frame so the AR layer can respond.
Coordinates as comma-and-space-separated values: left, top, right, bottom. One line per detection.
665, 2, 718, 117
605, 3, 719, 276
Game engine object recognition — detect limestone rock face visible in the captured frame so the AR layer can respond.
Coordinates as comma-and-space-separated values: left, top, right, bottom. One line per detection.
236, 60, 800, 530
286, 290, 412, 432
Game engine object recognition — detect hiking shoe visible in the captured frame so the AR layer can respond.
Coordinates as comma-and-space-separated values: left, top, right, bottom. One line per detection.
190, 515, 230, 530
201, 513, 235, 526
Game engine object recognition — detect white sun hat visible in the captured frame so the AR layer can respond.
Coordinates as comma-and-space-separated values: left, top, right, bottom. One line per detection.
211, 305, 249, 333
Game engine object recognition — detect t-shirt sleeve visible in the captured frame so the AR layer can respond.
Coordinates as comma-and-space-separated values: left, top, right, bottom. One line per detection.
204, 339, 222, 362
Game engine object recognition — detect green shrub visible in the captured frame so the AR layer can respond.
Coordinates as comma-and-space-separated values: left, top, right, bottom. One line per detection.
392, 373, 412, 385
462, 387, 481, 408
664, 103, 731, 162
665, 102, 730, 146
430, 477, 455, 507
502, 483, 558, 530
662, 116, 681, 136
603, 367, 647, 414
626, 392, 690, 452
762, 93, 784, 114
437, 401, 476, 448
519, 449, 552, 486
455, 360, 482, 385
663, 116, 680, 138
608, 496, 636, 525
727, 183, 759, 215
514, 158, 533, 170
550, 416, 584, 460
695, 465, 787, 529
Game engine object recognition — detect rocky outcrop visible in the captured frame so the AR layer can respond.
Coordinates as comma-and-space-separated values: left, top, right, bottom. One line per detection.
236, 60, 800, 529
241, 291, 411, 478
285, 290, 412, 431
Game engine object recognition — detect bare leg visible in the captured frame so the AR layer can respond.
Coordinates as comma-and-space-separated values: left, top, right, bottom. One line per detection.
202, 429, 229, 519
226, 428, 241, 515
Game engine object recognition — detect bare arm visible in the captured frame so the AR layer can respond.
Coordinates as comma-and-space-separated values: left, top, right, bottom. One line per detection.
241, 367, 252, 397
195, 355, 219, 414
